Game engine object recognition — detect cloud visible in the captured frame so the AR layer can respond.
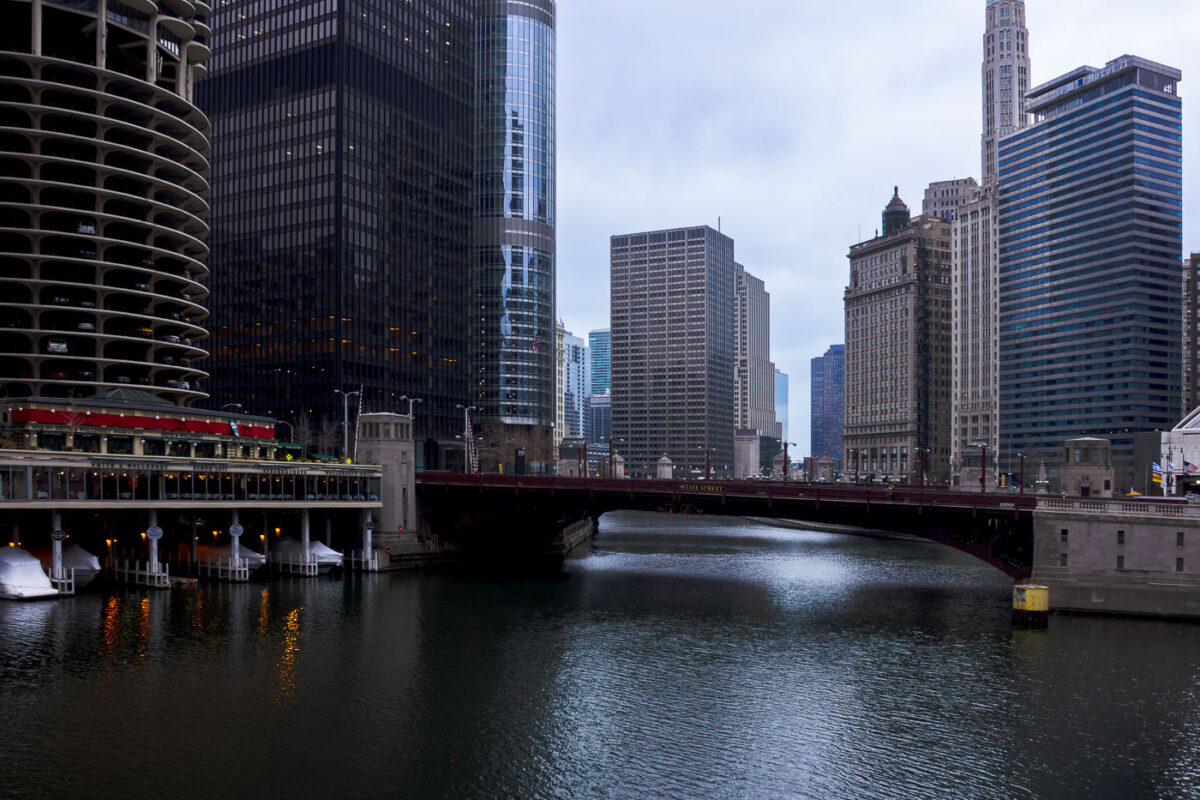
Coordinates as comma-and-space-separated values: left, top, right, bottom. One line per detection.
556, 0, 1200, 453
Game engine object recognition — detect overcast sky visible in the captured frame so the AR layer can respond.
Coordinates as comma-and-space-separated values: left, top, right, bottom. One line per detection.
553, 0, 1199, 455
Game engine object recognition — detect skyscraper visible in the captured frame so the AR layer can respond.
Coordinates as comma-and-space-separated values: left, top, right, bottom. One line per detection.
1185, 254, 1200, 414
611, 226, 735, 477
950, 0, 1031, 486
844, 190, 952, 484
588, 328, 611, 396
198, 0, 475, 465
922, 178, 978, 222
981, 0, 1031, 184
997, 56, 1183, 486
774, 369, 789, 442
734, 263, 776, 435
0, 0, 211, 404
810, 345, 845, 460
473, 0, 557, 474
561, 331, 588, 439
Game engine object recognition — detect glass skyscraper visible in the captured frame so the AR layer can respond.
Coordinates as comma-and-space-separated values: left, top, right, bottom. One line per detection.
589, 327, 611, 396
998, 56, 1183, 486
472, 0, 556, 473
810, 346, 844, 460
197, 0, 475, 462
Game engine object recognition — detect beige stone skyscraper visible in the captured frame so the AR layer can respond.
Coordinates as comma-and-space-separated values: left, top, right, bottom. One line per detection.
844, 191, 953, 485
950, 0, 1031, 487
734, 264, 777, 436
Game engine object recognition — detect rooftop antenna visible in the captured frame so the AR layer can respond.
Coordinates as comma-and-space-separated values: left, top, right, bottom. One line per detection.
718, 216, 721, 233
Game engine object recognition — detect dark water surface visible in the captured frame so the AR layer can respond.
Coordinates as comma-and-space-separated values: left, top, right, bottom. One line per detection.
2, 512, 1199, 799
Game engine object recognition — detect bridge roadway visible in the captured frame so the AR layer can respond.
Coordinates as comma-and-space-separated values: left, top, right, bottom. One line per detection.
415, 473, 1041, 578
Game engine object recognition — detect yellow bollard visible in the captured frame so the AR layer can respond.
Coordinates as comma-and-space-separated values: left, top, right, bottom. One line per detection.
1013, 583, 1049, 625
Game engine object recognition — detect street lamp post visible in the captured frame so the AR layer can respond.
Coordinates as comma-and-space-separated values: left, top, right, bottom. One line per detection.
455, 404, 477, 474
1018, 453, 1026, 495
971, 440, 988, 493
400, 395, 423, 417
276, 420, 293, 443
334, 389, 360, 460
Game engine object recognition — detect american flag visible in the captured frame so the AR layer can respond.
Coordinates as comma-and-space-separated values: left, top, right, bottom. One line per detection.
532, 334, 542, 352
1186, 461, 1199, 475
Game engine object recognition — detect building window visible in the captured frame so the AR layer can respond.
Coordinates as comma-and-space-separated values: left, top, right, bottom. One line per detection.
1060, 528, 1068, 545
1178, 558, 1185, 573
1178, 532, 1185, 547
1117, 530, 1125, 545
1060, 553, 1068, 568
1116, 555, 1125, 571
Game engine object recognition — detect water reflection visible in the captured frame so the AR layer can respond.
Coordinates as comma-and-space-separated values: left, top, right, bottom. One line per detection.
0, 512, 1198, 799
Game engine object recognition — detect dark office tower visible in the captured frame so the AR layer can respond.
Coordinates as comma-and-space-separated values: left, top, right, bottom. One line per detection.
472, 0, 556, 474
1185, 253, 1200, 414
810, 345, 844, 460
0, 0, 212, 404
611, 226, 735, 478
197, 0, 475, 462
998, 57, 1183, 487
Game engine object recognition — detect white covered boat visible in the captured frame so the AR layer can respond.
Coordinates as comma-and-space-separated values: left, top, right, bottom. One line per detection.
61, 544, 102, 589
271, 538, 344, 573
0, 547, 59, 600
195, 542, 267, 569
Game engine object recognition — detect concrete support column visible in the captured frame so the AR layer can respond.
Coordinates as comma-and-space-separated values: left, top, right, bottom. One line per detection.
301, 509, 311, 565
50, 510, 63, 581
261, 511, 269, 560
96, 0, 107, 68
147, 509, 160, 575
361, 509, 374, 567
190, 514, 197, 562
31, 0, 42, 55
147, 18, 157, 84
325, 516, 331, 547
229, 509, 242, 570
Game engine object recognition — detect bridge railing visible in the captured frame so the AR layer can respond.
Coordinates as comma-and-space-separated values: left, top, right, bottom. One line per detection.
1039, 497, 1192, 517
415, 472, 1047, 511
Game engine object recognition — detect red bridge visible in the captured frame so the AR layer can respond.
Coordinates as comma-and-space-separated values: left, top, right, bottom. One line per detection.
416, 473, 1042, 578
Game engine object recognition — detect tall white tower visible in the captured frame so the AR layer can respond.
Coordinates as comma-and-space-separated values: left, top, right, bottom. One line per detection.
951, 0, 1032, 488
981, 0, 1031, 184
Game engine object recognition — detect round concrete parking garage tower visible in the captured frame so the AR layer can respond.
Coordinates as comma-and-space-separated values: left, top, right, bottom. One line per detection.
0, 0, 212, 404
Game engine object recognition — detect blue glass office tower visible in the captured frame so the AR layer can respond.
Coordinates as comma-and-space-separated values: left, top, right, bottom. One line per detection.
589, 328, 611, 396
998, 56, 1183, 486
473, 0, 556, 473
810, 346, 844, 459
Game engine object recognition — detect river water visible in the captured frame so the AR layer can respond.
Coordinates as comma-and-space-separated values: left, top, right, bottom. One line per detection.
2, 511, 1199, 799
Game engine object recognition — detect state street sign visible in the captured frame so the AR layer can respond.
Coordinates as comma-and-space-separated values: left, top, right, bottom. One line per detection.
229, 523, 245, 537
51, 530, 66, 541
147, 526, 163, 540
